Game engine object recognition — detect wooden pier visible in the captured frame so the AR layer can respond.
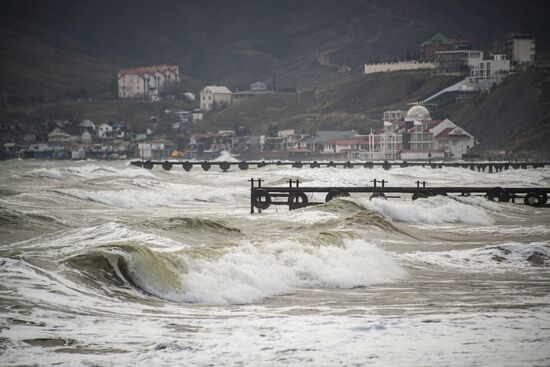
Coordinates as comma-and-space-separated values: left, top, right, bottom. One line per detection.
131, 159, 547, 173
248, 178, 550, 212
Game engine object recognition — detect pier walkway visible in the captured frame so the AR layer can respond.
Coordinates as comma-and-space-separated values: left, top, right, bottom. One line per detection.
131, 160, 548, 173
249, 178, 550, 212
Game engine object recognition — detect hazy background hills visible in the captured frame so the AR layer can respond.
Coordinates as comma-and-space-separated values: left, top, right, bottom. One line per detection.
2, 0, 549, 100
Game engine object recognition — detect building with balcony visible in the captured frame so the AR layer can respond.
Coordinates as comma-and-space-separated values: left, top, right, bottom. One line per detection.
117, 65, 180, 99
492, 32, 535, 70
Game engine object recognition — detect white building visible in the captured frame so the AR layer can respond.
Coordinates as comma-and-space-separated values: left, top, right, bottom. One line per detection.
97, 123, 113, 139
118, 65, 180, 99
200, 86, 233, 112
48, 127, 71, 143
435, 50, 484, 74
492, 32, 535, 70
431, 119, 476, 159
383, 110, 407, 121
364, 61, 435, 74
511, 38, 535, 65
470, 54, 511, 80
192, 110, 203, 121
402, 106, 475, 159
378, 122, 403, 159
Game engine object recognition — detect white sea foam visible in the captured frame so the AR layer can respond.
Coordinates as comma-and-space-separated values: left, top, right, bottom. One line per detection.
30, 164, 155, 181
254, 209, 339, 224
151, 239, 406, 304
214, 150, 240, 162
400, 242, 550, 271
353, 196, 495, 225
51, 183, 247, 208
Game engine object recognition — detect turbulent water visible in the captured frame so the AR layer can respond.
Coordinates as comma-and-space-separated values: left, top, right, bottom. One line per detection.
1, 159, 549, 366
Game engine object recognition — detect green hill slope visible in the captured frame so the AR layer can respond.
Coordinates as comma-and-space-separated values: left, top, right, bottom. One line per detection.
200, 71, 459, 134
446, 69, 550, 152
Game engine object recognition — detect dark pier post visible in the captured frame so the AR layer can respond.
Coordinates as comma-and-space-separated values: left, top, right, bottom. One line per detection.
249, 178, 255, 214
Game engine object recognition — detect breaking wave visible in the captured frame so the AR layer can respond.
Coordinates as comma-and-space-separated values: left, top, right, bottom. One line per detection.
353, 196, 495, 225
49, 185, 246, 208
29, 164, 153, 181
142, 216, 241, 233
67, 239, 405, 305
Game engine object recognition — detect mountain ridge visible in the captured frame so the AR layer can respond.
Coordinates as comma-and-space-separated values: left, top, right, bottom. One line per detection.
1, 0, 549, 103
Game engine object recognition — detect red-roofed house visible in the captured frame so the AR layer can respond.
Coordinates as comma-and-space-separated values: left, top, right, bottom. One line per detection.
322, 137, 374, 159
118, 65, 180, 99
431, 119, 476, 158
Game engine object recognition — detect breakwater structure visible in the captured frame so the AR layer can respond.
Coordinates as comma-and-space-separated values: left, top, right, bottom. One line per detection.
131, 160, 548, 173
249, 178, 550, 213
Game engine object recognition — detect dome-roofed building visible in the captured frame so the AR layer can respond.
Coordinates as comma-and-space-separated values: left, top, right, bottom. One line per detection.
79, 119, 96, 130
405, 105, 431, 121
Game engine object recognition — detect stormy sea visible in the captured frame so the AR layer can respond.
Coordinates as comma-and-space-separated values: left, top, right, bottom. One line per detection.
1, 158, 549, 366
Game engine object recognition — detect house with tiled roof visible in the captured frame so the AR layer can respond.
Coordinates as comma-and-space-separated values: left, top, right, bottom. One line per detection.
420, 33, 472, 61
117, 65, 180, 99
431, 119, 476, 158
300, 130, 358, 152
380, 106, 476, 159
233, 81, 275, 104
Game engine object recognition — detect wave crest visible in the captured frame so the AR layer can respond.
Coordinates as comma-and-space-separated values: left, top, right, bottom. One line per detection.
68, 239, 405, 305
353, 196, 494, 225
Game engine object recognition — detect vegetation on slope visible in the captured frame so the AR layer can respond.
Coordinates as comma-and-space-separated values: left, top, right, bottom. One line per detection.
445, 69, 550, 151
199, 71, 459, 134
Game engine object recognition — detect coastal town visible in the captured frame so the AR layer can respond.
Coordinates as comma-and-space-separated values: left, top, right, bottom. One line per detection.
0, 31, 537, 161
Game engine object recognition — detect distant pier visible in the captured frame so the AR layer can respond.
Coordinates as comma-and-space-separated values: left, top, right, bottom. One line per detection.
248, 178, 550, 212
131, 160, 547, 173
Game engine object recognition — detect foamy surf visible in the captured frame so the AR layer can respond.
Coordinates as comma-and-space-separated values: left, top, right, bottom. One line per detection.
3, 161, 550, 367
400, 242, 550, 272
85, 239, 405, 305
353, 196, 495, 225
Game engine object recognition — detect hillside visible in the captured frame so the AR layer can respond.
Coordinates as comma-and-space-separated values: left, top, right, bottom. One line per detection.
199, 71, 459, 134
0, 99, 195, 133
1, 0, 549, 104
199, 68, 550, 152
444, 68, 550, 151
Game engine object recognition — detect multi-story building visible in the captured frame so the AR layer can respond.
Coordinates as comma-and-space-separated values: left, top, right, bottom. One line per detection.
435, 50, 483, 75
383, 110, 407, 121
400, 105, 475, 159
492, 32, 535, 70
117, 65, 180, 99
420, 33, 472, 61
470, 54, 511, 80
200, 86, 233, 112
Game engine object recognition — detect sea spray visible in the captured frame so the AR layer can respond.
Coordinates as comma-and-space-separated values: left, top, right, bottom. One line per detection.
176, 239, 405, 304
354, 196, 495, 225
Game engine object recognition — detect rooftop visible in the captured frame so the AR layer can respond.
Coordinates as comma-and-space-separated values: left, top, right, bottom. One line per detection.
434, 127, 469, 138
420, 33, 451, 47
326, 138, 370, 145
203, 86, 232, 94
406, 105, 431, 120
302, 130, 358, 144
118, 65, 179, 76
